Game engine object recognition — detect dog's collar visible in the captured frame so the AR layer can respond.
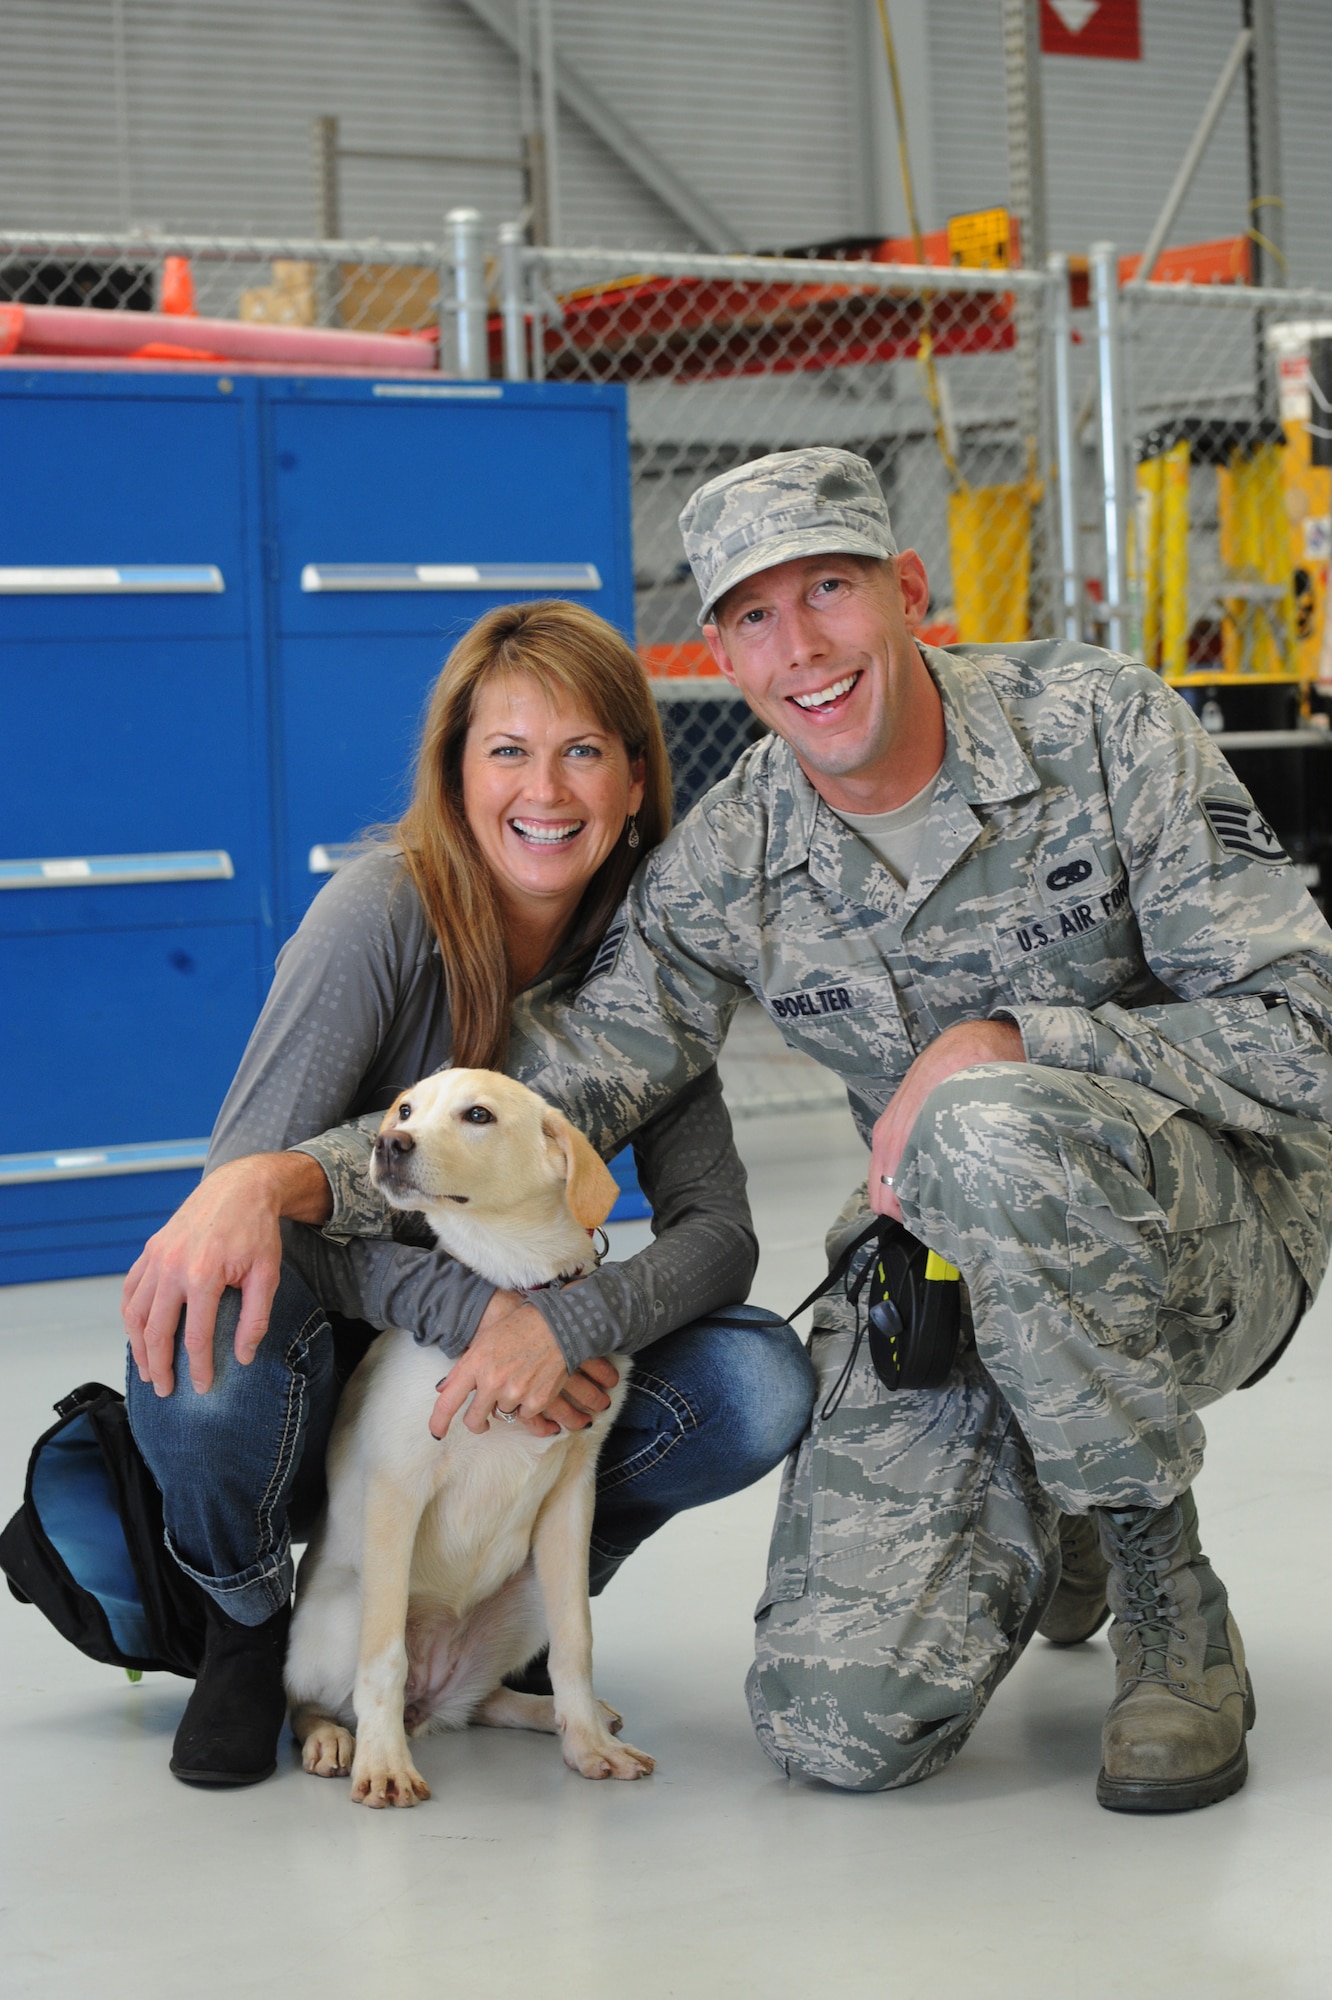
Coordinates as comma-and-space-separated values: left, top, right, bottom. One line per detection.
527, 1271, 585, 1292
524, 1226, 608, 1293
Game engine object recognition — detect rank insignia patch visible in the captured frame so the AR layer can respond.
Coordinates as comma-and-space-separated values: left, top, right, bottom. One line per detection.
1201, 797, 1287, 865
583, 916, 627, 985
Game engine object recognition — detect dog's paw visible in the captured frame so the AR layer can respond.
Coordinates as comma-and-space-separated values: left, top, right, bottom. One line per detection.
563, 1732, 655, 1781
598, 1700, 624, 1736
302, 1722, 356, 1778
350, 1749, 431, 1808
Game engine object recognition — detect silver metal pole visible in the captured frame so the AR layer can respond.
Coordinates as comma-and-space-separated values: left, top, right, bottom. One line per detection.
516, 0, 549, 244
535, 0, 562, 246
498, 220, 528, 380
312, 116, 341, 238
1127, 29, 1251, 291
516, 0, 536, 134
446, 206, 488, 379
312, 116, 342, 327
1245, 0, 1284, 423
111, 0, 133, 229
1002, 0, 1047, 272
1245, 0, 1285, 289
1002, 0, 1050, 633
1048, 254, 1081, 642
1091, 241, 1129, 654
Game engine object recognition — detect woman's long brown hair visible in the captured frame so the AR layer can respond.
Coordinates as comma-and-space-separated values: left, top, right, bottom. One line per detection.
394, 599, 673, 1071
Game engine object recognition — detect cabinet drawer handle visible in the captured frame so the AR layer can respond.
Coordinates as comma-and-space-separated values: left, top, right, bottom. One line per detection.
308, 844, 355, 875
0, 850, 234, 889
0, 565, 224, 593
0, 1138, 209, 1186
300, 562, 601, 593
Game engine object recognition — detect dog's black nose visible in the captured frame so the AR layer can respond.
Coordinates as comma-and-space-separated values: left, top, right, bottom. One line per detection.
375, 1128, 414, 1162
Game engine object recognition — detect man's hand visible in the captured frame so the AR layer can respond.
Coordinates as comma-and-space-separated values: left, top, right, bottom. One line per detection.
430, 1291, 621, 1440
870, 1019, 1025, 1220
121, 1151, 333, 1398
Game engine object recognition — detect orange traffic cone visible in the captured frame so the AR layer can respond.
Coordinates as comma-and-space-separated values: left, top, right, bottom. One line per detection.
159, 256, 197, 316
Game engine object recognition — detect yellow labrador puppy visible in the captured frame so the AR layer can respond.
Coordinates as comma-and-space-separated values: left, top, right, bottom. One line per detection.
285, 1069, 654, 1806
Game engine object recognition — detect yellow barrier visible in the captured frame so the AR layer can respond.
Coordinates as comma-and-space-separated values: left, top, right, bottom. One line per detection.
1135, 439, 1190, 677
1128, 440, 1184, 680
1136, 452, 1163, 668
1161, 439, 1191, 679
949, 482, 1030, 644
1218, 441, 1295, 678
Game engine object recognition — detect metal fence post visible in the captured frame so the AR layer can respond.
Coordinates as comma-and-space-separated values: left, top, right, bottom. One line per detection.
444, 207, 487, 379
498, 221, 528, 381
1002, 0, 1053, 635
311, 115, 342, 327
1091, 241, 1129, 654
1047, 252, 1081, 641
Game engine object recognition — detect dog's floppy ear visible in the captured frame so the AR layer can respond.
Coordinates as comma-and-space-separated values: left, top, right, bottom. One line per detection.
541, 1110, 620, 1229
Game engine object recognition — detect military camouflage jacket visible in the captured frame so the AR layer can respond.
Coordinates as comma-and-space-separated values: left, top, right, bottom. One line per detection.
316, 643, 1332, 1297
500, 641, 1332, 1295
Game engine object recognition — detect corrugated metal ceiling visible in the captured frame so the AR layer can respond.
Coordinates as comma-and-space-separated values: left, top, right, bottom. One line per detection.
0, 0, 1326, 279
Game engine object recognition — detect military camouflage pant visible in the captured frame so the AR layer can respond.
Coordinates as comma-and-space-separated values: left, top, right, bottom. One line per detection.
748, 1063, 1306, 1793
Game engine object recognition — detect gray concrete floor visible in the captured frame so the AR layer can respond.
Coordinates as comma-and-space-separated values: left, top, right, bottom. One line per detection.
2, 1104, 1331, 1999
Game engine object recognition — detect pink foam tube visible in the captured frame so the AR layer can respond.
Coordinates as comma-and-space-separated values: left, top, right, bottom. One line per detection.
15, 304, 437, 371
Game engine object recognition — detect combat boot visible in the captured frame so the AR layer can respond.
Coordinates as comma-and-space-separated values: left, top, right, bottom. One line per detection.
1038, 1512, 1110, 1646
1095, 1490, 1254, 1813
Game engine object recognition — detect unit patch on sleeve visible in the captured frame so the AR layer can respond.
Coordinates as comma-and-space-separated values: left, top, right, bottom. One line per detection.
1200, 796, 1288, 866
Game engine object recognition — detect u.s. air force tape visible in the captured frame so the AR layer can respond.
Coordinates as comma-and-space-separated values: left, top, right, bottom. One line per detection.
1201, 796, 1287, 866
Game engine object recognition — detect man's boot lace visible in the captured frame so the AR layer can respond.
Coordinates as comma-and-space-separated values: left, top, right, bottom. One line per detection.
1094, 1490, 1254, 1814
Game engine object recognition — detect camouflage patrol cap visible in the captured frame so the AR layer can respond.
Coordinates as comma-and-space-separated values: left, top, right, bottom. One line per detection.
680, 447, 897, 626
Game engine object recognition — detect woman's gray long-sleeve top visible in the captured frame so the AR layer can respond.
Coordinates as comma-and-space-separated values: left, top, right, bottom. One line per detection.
206, 849, 757, 1369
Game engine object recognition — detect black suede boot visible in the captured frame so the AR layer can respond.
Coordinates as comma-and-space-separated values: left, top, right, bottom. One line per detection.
170, 1598, 291, 1788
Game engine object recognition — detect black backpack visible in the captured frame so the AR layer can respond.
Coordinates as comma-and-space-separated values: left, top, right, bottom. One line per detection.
0, 1381, 207, 1678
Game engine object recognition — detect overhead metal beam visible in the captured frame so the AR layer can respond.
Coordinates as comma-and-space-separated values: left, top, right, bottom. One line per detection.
453, 0, 739, 251
1126, 29, 1251, 291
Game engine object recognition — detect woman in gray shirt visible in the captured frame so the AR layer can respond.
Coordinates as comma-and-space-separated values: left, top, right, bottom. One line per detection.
123, 599, 813, 1790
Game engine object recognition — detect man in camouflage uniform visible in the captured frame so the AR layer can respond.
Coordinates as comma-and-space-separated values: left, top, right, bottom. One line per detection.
494, 447, 1332, 1811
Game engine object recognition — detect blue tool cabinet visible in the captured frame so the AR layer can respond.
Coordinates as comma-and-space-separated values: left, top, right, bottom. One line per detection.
0, 369, 633, 1282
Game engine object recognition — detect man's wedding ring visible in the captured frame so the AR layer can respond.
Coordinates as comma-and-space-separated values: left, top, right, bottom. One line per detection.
881, 1173, 894, 1188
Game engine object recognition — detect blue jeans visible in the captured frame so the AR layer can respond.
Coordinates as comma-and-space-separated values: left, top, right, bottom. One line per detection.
127, 1264, 815, 1626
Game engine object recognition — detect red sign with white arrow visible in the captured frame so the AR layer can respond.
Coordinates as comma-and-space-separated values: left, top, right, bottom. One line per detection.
1039, 0, 1141, 59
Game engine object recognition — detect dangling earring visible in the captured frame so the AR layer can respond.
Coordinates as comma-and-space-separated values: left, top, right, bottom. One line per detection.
626, 814, 640, 850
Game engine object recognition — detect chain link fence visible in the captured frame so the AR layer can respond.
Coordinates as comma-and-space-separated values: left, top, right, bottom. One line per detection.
4, 221, 1327, 856
1119, 277, 1332, 702
1113, 273, 1332, 891
0, 228, 1060, 824
5, 221, 1330, 1095
520, 245, 1056, 666
514, 244, 1057, 822
0, 227, 442, 333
